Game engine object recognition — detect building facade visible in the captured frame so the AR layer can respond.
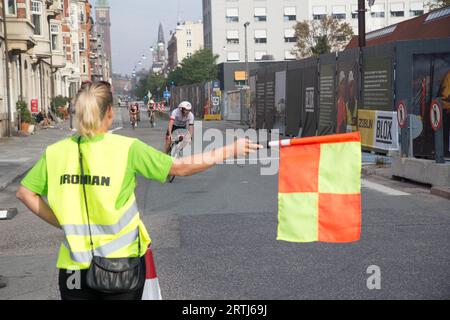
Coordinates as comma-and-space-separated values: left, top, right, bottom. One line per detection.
203, 0, 432, 64
167, 20, 203, 71
0, 0, 100, 138
94, 0, 112, 80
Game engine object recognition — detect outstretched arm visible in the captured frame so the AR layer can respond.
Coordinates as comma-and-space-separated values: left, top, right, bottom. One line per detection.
169, 138, 261, 177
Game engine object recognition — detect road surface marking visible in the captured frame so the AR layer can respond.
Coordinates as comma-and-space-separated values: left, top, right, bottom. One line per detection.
0, 158, 30, 163
361, 179, 411, 196
109, 127, 123, 133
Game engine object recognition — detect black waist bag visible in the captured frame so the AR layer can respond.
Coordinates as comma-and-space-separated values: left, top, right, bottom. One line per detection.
86, 256, 145, 294
78, 136, 144, 294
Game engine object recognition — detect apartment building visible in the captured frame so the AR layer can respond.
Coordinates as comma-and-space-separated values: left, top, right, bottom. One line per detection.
0, 0, 101, 138
203, 0, 431, 64
167, 20, 204, 71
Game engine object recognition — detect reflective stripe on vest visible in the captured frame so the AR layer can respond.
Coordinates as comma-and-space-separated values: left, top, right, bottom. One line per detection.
62, 201, 138, 236
63, 227, 140, 264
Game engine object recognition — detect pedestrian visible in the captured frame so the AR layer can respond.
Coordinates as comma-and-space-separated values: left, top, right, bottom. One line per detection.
16, 81, 261, 300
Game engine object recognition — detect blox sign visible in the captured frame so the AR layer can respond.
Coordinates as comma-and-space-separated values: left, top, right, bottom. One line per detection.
358, 110, 399, 151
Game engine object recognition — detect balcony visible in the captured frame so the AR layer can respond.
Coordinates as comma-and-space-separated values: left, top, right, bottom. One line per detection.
47, 0, 64, 17
6, 16, 37, 53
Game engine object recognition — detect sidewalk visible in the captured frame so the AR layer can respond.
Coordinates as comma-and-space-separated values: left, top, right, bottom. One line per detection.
0, 121, 73, 192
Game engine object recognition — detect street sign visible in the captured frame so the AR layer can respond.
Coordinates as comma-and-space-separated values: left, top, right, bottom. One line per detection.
397, 101, 407, 129
31, 99, 39, 113
163, 91, 171, 99
430, 99, 443, 132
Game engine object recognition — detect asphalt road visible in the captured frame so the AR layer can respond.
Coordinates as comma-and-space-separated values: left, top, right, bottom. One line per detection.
0, 107, 449, 299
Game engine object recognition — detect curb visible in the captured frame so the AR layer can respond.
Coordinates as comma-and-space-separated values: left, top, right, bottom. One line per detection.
430, 187, 450, 200
0, 163, 33, 192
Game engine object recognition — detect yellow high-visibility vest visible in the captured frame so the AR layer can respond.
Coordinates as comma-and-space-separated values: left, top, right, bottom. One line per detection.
46, 134, 150, 270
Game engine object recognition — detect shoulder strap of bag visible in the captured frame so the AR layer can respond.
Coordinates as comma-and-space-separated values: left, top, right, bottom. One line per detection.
77, 136, 141, 258
77, 136, 95, 257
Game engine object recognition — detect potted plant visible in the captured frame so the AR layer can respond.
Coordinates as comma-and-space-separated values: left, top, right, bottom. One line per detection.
16, 101, 32, 133
51, 96, 70, 120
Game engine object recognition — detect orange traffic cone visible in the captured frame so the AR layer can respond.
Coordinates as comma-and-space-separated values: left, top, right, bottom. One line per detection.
141, 246, 162, 300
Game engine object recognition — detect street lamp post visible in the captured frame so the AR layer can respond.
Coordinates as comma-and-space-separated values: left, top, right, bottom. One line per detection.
2, 2, 12, 137
244, 22, 250, 87
358, 0, 367, 48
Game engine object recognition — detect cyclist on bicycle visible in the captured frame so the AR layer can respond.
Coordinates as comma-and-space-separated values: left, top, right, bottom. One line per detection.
165, 101, 194, 154
129, 103, 138, 128
148, 100, 156, 126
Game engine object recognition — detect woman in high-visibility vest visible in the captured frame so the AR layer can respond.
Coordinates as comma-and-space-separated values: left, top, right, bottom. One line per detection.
16, 81, 261, 300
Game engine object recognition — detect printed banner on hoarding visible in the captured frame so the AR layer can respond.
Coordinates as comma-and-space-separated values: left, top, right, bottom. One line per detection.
358, 110, 399, 151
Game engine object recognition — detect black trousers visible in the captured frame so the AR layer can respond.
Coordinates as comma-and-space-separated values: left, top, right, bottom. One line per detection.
58, 258, 145, 300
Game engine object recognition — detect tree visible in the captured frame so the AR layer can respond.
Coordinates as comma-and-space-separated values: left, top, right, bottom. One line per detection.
168, 49, 219, 86
293, 16, 354, 59
147, 73, 167, 100
427, 0, 450, 9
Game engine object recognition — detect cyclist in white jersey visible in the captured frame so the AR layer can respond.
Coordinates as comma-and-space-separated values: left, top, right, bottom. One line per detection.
165, 101, 194, 154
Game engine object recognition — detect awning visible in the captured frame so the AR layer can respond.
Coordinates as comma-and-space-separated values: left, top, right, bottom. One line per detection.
313, 6, 326, 15
390, 3, 404, 12
410, 2, 424, 11
226, 30, 239, 39
254, 29, 267, 39
254, 7, 266, 16
255, 51, 266, 60
285, 51, 296, 60
332, 6, 346, 15
284, 29, 295, 38
284, 7, 297, 16
227, 52, 240, 61
226, 8, 239, 17
371, 4, 385, 13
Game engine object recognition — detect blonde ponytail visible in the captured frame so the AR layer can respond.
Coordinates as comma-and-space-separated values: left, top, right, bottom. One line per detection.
74, 82, 113, 137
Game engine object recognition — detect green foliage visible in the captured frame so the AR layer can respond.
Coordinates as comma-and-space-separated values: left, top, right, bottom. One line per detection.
51, 96, 70, 111
293, 16, 354, 59
168, 49, 219, 86
147, 73, 167, 100
16, 101, 32, 124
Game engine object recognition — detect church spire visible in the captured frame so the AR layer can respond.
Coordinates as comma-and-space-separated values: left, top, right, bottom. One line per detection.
158, 23, 165, 44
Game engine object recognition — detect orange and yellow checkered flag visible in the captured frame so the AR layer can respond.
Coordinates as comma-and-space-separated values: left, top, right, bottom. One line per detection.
273, 132, 362, 243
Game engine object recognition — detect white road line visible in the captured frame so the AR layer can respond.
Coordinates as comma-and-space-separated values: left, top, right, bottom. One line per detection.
361, 179, 411, 196
0, 158, 30, 163
109, 127, 123, 133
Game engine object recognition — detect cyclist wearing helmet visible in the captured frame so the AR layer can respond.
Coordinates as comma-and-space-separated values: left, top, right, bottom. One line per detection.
165, 101, 194, 153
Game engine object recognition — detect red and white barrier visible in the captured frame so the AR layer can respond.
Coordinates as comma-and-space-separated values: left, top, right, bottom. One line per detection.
141, 246, 162, 300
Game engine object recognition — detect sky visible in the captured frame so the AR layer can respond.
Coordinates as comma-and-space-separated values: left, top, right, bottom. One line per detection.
97, 0, 203, 76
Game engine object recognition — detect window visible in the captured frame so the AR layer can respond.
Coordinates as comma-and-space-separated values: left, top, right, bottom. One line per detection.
50, 24, 60, 51
312, 6, 326, 20
332, 6, 346, 20
284, 29, 296, 43
351, 5, 358, 19
410, 2, 424, 16
186, 29, 192, 36
79, 3, 85, 23
254, 8, 267, 22
82, 58, 87, 74
226, 8, 239, 23
31, 1, 42, 36
5, 0, 16, 15
370, 4, 385, 18
227, 52, 240, 62
226, 30, 239, 45
187, 52, 192, 58
284, 7, 297, 21
255, 51, 266, 61
80, 32, 86, 50
254, 29, 267, 44
390, 3, 404, 17
187, 39, 192, 47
